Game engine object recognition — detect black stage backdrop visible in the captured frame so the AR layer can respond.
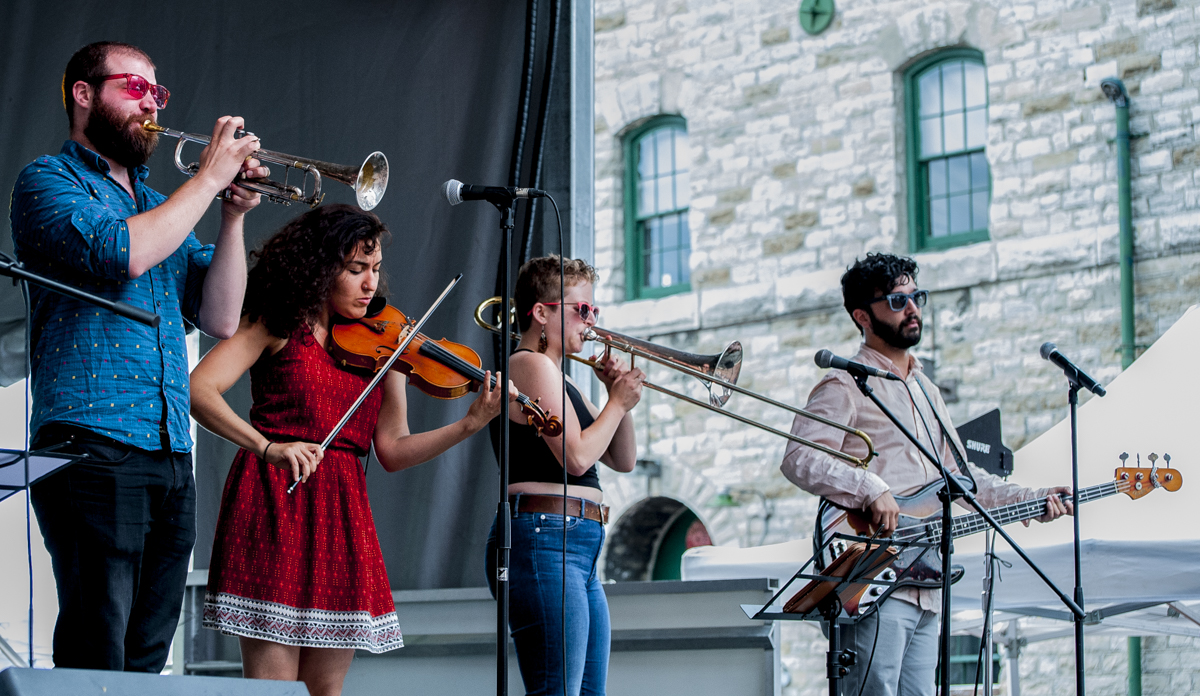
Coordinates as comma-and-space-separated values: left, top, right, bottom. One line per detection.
0, 0, 574, 589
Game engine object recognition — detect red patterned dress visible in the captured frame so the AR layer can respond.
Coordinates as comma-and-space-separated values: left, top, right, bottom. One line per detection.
203, 326, 403, 652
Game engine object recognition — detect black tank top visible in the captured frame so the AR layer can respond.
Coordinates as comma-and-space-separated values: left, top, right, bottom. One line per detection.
508, 350, 601, 490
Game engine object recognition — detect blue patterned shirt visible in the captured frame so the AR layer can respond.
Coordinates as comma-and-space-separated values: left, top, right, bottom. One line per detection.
10, 140, 214, 452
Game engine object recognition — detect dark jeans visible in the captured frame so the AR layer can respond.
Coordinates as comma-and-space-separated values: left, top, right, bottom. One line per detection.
30, 425, 196, 671
487, 511, 610, 696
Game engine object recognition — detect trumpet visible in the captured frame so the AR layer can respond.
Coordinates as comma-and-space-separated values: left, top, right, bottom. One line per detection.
142, 121, 388, 210
473, 297, 876, 467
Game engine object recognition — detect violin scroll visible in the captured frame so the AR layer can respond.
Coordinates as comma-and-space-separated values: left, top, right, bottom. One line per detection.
520, 397, 564, 437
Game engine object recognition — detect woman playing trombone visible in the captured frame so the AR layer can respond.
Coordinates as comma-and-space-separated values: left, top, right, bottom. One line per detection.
486, 255, 644, 695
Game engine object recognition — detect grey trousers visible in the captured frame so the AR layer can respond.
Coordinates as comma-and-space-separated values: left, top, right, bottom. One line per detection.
839, 599, 939, 696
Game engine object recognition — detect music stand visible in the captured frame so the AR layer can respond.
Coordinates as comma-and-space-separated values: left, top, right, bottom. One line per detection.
743, 530, 936, 696
0, 447, 85, 503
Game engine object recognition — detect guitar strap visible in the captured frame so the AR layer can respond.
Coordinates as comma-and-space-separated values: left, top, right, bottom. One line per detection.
913, 372, 977, 494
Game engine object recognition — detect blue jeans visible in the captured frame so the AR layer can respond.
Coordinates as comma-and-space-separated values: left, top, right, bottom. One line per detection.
487, 510, 610, 696
31, 425, 196, 671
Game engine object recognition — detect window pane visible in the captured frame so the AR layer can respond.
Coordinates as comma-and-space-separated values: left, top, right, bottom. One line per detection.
639, 137, 656, 179
943, 62, 964, 112
649, 217, 664, 251
919, 70, 941, 116
970, 152, 989, 191
944, 112, 965, 153
662, 213, 679, 249
947, 155, 970, 194
928, 159, 947, 197
675, 169, 691, 207
964, 62, 987, 108
644, 248, 660, 288
930, 198, 949, 237
920, 117, 942, 158
656, 130, 673, 175
639, 179, 656, 217
657, 175, 675, 212
678, 216, 691, 283
949, 193, 971, 234
972, 190, 989, 230
675, 130, 691, 171
643, 220, 661, 288
662, 248, 679, 288
966, 109, 987, 149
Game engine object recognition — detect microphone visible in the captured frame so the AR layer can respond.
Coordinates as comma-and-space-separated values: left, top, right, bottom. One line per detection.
1039, 342, 1106, 397
814, 349, 901, 381
443, 179, 547, 206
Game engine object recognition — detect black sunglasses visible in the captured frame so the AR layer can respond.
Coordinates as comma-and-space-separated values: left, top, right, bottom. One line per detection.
867, 289, 928, 312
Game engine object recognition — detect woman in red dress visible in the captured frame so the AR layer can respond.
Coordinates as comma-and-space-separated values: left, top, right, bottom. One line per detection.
190, 204, 513, 696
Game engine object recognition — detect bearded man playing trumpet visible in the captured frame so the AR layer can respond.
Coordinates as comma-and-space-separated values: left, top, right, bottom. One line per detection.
9, 41, 266, 672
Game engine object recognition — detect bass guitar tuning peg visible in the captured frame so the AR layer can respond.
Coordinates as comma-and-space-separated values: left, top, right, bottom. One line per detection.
1119, 452, 1129, 465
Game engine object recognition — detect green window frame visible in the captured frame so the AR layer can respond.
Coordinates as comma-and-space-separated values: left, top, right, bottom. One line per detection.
905, 49, 991, 252
623, 115, 691, 300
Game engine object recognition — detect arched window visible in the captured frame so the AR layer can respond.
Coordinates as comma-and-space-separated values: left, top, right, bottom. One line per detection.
624, 116, 691, 300
905, 50, 990, 251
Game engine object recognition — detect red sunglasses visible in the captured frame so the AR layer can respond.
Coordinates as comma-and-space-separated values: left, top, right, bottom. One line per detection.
529, 301, 600, 322
93, 73, 170, 109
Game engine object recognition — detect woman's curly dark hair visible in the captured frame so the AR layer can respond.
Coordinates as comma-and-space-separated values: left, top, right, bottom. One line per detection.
244, 204, 390, 337
841, 252, 919, 332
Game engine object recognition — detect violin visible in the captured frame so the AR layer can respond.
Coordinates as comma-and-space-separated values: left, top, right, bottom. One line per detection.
329, 300, 563, 437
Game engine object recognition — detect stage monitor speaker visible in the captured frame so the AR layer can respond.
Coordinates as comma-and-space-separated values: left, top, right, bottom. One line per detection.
955, 407, 1013, 477
0, 667, 309, 695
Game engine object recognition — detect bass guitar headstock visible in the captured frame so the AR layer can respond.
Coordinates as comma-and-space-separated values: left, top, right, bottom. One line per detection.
1115, 452, 1183, 500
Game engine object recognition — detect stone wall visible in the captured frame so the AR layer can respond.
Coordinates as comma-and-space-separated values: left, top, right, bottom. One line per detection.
591, 0, 1200, 692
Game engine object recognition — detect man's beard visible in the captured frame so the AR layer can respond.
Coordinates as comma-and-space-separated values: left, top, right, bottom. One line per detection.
83, 99, 158, 169
869, 311, 922, 349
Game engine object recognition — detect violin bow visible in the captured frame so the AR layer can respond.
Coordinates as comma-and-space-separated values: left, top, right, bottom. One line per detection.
288, 274, 463, 494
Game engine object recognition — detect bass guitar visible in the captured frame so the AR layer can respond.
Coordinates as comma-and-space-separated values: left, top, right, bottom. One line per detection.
814, 455, 1182, 615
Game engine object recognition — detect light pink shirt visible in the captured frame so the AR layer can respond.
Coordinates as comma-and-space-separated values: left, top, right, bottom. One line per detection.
781, 344, 1049, 610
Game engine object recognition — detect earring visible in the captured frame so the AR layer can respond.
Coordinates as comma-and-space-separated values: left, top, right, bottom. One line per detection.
538, 326, 548, 353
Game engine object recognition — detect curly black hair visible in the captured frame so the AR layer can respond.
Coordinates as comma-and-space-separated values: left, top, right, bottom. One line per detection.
244, 204, 390, 338
841, 252, 919, 331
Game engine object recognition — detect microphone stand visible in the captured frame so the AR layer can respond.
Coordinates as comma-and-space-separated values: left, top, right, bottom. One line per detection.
849, 374, 1084, 696
0, 252, 161, 328
1066, 381, 1086, 696
490, 196, 518, 696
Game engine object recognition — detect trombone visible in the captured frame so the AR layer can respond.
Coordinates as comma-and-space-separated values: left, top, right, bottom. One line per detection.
142, 121, 389, 210
473, 297, 876, 467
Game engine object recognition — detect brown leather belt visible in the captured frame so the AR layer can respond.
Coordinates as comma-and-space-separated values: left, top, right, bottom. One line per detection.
510, 493, 609, 525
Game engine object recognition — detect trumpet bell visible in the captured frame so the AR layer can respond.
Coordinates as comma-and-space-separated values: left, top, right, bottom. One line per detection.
144, 121, 388, 210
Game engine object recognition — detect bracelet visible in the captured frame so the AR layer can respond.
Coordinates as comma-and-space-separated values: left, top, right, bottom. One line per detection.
262, 442, 272, 460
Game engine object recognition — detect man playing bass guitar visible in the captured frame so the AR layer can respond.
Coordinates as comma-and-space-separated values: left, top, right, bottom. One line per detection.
780, 253, 1072, 696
